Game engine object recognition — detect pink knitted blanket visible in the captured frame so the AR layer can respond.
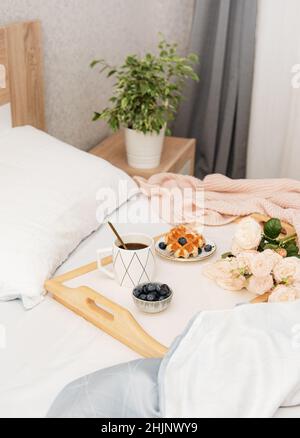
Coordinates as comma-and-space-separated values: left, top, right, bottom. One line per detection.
134, 173, 300, 238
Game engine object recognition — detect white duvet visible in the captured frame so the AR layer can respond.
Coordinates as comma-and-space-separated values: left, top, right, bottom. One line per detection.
160, 301, 300, 418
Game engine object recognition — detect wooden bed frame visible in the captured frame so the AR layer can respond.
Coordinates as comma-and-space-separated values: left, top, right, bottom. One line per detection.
0, 21, 45, 129
2, 21, 296, 360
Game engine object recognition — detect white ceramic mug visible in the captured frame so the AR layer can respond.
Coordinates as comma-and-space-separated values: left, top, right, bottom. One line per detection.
97, 233, 155, 288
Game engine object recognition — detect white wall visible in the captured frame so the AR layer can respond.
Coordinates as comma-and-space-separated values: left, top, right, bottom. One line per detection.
247, 0, 300, 179
1, 0, 194, 150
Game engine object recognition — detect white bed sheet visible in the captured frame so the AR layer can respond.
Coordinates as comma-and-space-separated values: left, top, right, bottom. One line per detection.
0, 195, 299, 418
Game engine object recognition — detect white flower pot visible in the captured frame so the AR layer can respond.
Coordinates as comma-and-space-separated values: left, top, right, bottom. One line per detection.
124, 127, 165, 169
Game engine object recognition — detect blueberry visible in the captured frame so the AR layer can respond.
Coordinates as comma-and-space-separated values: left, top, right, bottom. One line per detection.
142, 284, 149, 293
198, 247, 202, 255
147, 293, 157, 302
155, 284, 161, 293
146, 283, 156, 293
178, 237, 187, 246
139, 293, 147, 300
133, 287, 142, 297
159, 242, 167, 250
204, 244, 213, 252
160, 284, 171, 296
159, 295, 167, 301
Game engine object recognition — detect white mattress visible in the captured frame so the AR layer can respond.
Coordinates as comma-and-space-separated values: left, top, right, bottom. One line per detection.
0, 195, 299, 418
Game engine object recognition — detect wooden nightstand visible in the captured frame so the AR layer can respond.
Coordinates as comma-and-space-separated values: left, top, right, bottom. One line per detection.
89, 131, 196, 178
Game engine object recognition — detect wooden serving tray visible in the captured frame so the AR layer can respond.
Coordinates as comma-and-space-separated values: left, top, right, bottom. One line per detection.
45, 234, 168, 359
44, 215, 296, 358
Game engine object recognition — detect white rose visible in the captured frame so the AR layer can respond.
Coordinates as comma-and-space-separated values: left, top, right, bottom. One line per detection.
268, 284, 300, 303
203, 259, 237, 280
231, 239, 244, 256
217, 274, 247, 291
262, 249, 283, 269
235, 252, 253, 275
231, 238, 257, 256
234, 218, 262, 251
247, 275, 274, 295
248, 252, 274, 277
273, 257, 300, 284
215, 259, 247, 291
203, 259, 246, 291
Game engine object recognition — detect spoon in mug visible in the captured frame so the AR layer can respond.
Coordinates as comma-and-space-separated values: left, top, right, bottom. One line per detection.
107, 222, 128, 250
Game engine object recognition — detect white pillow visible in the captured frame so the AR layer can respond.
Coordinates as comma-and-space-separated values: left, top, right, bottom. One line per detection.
0, 103, 12, 133
0, 126, 137, 309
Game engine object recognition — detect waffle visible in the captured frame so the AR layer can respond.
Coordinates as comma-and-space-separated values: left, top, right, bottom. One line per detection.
164, 225, 206, 258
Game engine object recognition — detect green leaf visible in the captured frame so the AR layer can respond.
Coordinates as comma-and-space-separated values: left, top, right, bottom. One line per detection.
264, 236, 278, 244
258, 236, 280, 252
126, 55, 137, 66
121, 98, 128, 109
258, 237, 266, 252
285, 242, 300, 257
90, 59, 101, 68
264, 218, 282, 239
107, 69, 116, 78
188, 53, 199, 63
92, 112, 102, 121
140, 82, 149, 95
222, 252, 235, 259
191, 72, 200, 82
263, 243, 279, 251
282, 238, 297, 248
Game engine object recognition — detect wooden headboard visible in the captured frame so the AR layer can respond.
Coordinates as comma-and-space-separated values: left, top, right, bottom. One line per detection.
0, 21, 45, 130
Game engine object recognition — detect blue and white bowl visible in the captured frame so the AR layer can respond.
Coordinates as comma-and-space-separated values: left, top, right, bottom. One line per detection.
132, 282, 173, 314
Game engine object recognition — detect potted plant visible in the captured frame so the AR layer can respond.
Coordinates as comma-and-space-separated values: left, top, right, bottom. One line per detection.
91, 37, 199, 169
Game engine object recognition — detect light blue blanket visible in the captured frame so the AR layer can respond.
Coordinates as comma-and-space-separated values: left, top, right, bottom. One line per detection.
47, 315, 193, 418
47, 358, 161, 418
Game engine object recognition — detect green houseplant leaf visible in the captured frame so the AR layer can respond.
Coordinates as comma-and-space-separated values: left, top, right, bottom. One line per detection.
91, 36, 199, 134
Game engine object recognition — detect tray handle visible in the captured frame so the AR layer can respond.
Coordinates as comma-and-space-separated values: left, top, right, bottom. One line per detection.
46, 279, 167, 359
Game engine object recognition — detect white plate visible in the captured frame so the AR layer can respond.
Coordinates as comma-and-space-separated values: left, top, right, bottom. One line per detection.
155, 238, 217, 262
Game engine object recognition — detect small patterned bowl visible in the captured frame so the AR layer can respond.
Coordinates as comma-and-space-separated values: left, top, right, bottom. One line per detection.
132, 282, 173, 314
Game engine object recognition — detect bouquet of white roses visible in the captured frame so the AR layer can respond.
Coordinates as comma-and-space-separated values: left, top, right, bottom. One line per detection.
204, 217, 300, 303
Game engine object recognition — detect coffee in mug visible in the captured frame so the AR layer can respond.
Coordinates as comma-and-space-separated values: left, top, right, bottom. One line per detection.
97, 233, 155, 288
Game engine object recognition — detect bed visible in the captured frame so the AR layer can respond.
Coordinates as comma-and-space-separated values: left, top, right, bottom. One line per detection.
0, 202, 298, 418
0, 20, 299, 418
